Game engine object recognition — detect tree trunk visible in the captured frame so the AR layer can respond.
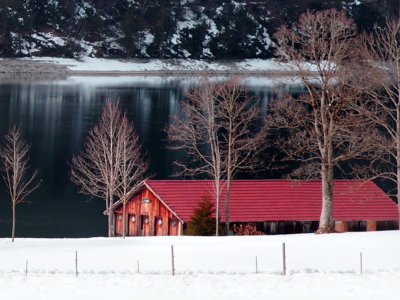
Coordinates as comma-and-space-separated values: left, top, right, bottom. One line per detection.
11, 203, 15, 242
215, 177, 221, 236
397, 103, 400, 230
216, 191, 220, 237
397, 162, 400, 230
397, 139, 400, 230
122, 202, 126, 239
108, 211, 115, 237
225, 179, 232, 236
319, 166, 334, 232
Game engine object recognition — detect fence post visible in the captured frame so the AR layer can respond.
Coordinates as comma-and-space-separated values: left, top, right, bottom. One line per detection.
137, 260, 139, 273
171, 245, 175, 276
75, 251, 78, 277
26, 260, 28, 276
360, 252, 363, 275
282, 243, 286, 276
256, 256, 258, 274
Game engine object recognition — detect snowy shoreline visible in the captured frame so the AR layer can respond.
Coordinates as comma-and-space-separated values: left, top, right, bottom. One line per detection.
0, 57, 295, 76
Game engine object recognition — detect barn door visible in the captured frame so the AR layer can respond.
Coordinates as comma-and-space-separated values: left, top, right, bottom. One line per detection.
115, 213, 123, 236
169, 218, 179, 236
141, 215, 150, 236
128, 214, 137, 236
155, 217, 163, 236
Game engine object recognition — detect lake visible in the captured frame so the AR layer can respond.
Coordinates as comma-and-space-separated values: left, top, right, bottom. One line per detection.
0, 75, 304, 238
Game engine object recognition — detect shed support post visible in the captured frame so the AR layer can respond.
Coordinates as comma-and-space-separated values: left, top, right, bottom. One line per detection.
178, 222, 182, 236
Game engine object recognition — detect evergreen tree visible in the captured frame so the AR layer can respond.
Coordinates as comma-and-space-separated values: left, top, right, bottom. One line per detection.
186, 193, 216, 236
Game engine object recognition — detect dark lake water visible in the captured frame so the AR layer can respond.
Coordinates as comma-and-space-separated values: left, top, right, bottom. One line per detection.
0, 75, 305, 238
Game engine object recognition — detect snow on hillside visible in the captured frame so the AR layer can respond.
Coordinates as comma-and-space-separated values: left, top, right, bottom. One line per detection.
0, 231, 399, 299
0, 0, 274, 59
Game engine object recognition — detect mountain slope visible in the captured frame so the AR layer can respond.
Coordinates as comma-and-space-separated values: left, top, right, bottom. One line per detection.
0, 0, 394, 59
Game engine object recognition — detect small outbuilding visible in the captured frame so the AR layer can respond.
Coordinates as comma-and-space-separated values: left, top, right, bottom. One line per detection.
111, 180, 399, 236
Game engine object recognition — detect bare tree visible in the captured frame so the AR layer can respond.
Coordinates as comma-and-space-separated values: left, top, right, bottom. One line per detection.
167, 78, 269, 235
271, 9, 384, 232
71, 98, 148, 237
218, 79, 270, 235
359, 18, 400, 228
0, 124, 41, 242
168, 80, 223, 235
117, 113, 149, 239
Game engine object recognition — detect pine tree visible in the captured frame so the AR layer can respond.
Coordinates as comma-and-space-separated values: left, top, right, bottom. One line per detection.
186, 192, 216, 236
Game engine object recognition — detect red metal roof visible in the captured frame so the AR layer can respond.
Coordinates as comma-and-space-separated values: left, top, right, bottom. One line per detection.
142, 180, 399, 222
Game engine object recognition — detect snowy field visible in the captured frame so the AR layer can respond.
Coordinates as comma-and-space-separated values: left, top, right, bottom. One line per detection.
0, 232, 399, 299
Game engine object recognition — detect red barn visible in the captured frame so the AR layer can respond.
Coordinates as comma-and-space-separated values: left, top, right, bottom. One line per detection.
111, 180, 399, 236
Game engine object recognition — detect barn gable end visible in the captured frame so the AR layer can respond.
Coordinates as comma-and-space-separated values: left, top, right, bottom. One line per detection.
113, 182, 183, 237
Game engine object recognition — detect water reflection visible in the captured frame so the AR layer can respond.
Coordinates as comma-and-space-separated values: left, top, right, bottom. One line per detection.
0, 76, 305, 238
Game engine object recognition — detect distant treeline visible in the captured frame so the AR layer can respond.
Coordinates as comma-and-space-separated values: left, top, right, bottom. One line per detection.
0, 0, 397, 59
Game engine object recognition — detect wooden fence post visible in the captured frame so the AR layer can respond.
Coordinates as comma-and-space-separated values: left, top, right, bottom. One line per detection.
75, 251, 78, 277
282, 243, 286, 276
256, 256, 258, 274
171, 245, 175, 276
360, 252, 363, 275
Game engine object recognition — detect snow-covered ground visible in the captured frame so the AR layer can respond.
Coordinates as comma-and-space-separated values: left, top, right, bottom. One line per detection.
0, 231, 399, 299
19, 57, 287, 73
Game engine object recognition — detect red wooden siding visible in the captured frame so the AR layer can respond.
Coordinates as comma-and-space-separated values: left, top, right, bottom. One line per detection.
114, 188, 180, 237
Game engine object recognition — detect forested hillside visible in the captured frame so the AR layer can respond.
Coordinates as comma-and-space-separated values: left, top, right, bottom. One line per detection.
0, 0, 397, 59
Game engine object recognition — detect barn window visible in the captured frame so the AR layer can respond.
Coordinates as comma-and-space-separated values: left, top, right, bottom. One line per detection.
131, 215, 136, 223
139, 198, 151, 203
118, 214, 122, 221
172, 220, 177, 227
158, 218, 163, 226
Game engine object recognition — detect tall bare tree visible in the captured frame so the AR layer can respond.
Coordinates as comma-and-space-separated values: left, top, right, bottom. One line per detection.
271, 9, 384, 232
71, 98, 148, 237
218, 79, 269, 235
167, 79, 269, 235
117, 113, 149, 238
168, 80, 223, 235
359, 18, 400, 228
0, 124, 41, 242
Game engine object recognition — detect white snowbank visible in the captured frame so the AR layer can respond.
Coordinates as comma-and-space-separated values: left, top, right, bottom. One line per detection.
21, 57, 287, 73
0, 231, 399, 299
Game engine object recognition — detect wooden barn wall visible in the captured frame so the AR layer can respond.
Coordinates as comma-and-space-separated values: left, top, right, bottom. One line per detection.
114, 188, 180, 237
259, 221, 320, 235
229, 221, 319, 235
377, 220, 399, 230
231, 220, 398, 235
348, 220, 399, 232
